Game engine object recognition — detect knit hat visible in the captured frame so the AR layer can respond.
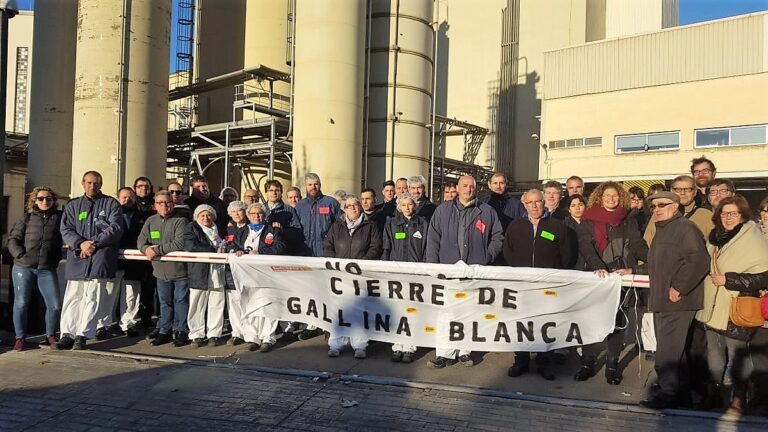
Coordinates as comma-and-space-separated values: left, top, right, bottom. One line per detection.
227, 200, 247, 214
193, 204, 217, 221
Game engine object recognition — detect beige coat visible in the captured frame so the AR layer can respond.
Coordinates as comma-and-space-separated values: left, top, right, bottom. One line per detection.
644, 202, 713, 247
695, 221, 768, 331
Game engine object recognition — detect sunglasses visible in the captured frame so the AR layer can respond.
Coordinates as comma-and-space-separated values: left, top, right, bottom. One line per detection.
35, 196, 54, 202
649, 202, 674, 210
168, 190, 183, 195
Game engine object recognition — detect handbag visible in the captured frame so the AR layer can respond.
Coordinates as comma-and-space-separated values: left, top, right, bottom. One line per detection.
729, 296, 764, 328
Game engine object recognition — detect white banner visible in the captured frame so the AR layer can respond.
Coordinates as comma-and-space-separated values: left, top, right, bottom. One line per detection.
229, 255, 622, 352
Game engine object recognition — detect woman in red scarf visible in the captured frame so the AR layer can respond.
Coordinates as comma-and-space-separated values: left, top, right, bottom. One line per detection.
574, 181, 648, 385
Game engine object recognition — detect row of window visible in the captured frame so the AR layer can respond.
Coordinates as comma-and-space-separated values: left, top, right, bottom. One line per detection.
549, 124, 768, 154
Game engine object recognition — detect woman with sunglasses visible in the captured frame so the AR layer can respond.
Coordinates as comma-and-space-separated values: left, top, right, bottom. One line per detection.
695, 196, 768, 414
7, 187, 64, 351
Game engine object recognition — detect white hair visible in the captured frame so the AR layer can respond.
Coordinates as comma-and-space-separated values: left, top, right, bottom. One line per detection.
396, 192, 417, 209
304, 172, 321, 184
407, 175, 427, 188
333, 189, 348, 200
522, 188, 543, 202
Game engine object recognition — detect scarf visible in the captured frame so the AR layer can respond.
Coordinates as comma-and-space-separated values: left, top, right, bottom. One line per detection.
345, 214, 365, 236
708, 223, 743, 248
198, 222, 221, 247
248, 223, 264, 232
582, 204, 627, 253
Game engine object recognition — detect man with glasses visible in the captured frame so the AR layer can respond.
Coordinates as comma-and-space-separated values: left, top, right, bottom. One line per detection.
166, 182, 191, 220
242, 188, 260, 205
640, 191, 709, 410
426, 175, 503, 368
504, 189, 572, 380
690, 156, 716, 209
644, 175, 713, 246
133, 177, 156, 215
263, 179, 304, 255
706, 178, 735, 210
58, 171, 124, 350
137, 191, 190, 347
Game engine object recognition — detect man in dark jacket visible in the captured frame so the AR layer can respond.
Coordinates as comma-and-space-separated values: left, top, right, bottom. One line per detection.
375, 180, 397, 219
504, 189, 572, 381
184, 174, 228, 234
481, 172, 524, 232
409, 175, 437, 221
426, 175, 503, 368
133, 176, 157, 215
58, 171, 124, 350
361, 187, 387, 232
543, 180, 568, 220
640, 191, 709, 410
263, 180, 304, 255
137, 191, 190, 347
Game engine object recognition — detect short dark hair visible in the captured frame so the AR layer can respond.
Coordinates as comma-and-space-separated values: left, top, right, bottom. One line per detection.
628, 186, 645, 199
690, 156, 716, 174
444, 180, 457, 189
490, 172, 506, 181
117, 187, 134, 195
82, 171, 103, 183
264, 180, 282, 192
133, 176, 153, 188
190, 174, 208, 185
564, 194, 587, 208
706, 178, 735, 194
396, 177, 408, 184
712, 195, 751, 225
361, 187, 376, 197
543, 180, 562, 190
648, 183, 666, 195
382, 180, 395, 188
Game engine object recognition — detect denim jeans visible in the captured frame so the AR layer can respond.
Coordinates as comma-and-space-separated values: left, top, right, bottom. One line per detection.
12, 265, 61, 338
156, 278, 189, 335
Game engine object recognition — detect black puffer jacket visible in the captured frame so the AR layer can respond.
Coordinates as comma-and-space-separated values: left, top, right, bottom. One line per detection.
7, 210, 64, 270
323, 217, 382, 260
184, 221, 227, 290
382, 213, 428, 262
725, 270, 768, 295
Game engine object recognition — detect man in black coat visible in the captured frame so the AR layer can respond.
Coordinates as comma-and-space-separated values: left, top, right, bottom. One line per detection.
504, 189, 572, 381
480, 172, 524, 233
408, 175, 437, 221
185, 175, 228, 234
375, 180, 397, 219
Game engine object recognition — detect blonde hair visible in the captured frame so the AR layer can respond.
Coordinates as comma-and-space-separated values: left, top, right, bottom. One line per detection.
587, 181, 630, 209
26, 186, 59, 213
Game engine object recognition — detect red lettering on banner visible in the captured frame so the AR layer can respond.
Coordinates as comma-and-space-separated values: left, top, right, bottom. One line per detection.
319, 207, 330, 214
475, 219, 486, 233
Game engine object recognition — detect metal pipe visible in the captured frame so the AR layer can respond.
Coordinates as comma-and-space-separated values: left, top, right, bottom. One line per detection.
115, 0, 131, 190
389, 0, 401, 180
429, 0, 439, 199
277, 0, 296, 146
269, 118, 276, 178
361, 0, 372, 190
224, 124, 230, 186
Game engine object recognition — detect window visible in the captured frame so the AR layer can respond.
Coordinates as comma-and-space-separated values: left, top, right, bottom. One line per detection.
548, 136, 601, 150
615, 131, 679, 153
695, 125, 767, 148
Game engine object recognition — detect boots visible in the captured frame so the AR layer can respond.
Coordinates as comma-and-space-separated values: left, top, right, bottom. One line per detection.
704, 383, 724, 411
605, 358, 622, 385
574, 356, 595, 381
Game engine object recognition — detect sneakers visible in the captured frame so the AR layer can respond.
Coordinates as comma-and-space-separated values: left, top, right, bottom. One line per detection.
227, 336, 245, 346
190, 338, 204, 349
401, 352, 414, 364
173, 332, 189, 347
458, 354, 474, 367
145, 329, 160, 341
46, 336, 59, 350
427, 356, 456, 369
327, 349, 340, 357
151, 333, 173, 346
354, 349, 366, 359
95, 327, 108, 341
125, 327, 140, 337
13, 338, 25, 352
391, 351, 404, 362
298, 328, 324, 341
259, 342, 273, 353
73, 336, 87, 350
207, 337, 220, 347
507, 362, 529, 377
57, 336, 75, 350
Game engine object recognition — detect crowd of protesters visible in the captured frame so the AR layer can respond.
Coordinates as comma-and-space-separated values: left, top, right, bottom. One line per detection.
5, 155, 768, 415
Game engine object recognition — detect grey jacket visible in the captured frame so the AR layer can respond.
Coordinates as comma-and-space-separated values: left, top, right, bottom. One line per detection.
425, 198, 503, 265
60, 193, 124, 280
137, 211, 188, 281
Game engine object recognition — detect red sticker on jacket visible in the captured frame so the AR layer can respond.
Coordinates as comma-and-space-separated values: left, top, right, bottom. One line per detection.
475, 219, 486, 233
225, 235, 234, 242
265, 233, 274, 245
318, 206, 330, 215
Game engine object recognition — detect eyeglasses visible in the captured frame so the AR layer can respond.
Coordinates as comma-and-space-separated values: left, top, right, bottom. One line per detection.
761, 208, 768, 213
692, 168, 713, 176
720, 211, 741, 219
708, 189, 732, 196
649, 202, 674, 211
35, 196, 54, 202
245, 194, 259, 199
523, 200, 544, 206
345, 204, 360, 209
168, 190, 183, 195
671, 187, 694, 194
248, 212, 265, 216
155, 201, 172, 206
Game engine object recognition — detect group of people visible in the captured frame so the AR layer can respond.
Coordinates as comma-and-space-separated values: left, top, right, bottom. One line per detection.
6, 155, 768, 414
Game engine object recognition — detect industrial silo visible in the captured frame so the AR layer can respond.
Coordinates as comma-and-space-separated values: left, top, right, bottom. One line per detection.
366, 0, 434, 188
27, 0, 78, 196
292, 0, 367, 195
70, 0, 171, 196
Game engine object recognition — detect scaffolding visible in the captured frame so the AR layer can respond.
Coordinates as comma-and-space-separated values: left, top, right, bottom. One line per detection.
168, 0, 198, 131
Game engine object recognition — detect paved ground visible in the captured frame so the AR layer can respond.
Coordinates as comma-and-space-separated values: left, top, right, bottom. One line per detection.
1, 346, 767, 431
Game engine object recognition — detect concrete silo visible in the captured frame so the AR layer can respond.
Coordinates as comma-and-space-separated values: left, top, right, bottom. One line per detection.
292, 0, 367, 195
27, 0, 78, 196
367, 0, 434, 188
70, 0, 171, 196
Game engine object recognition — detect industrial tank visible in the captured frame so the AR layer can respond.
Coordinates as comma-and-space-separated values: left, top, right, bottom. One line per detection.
27, 0, 78, 196
367, 0, 434, 188
291, 0, 367, 195
70, 0, 171, 196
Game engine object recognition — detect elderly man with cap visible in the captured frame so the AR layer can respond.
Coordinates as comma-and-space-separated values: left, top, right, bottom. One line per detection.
640, 191, 710, 409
